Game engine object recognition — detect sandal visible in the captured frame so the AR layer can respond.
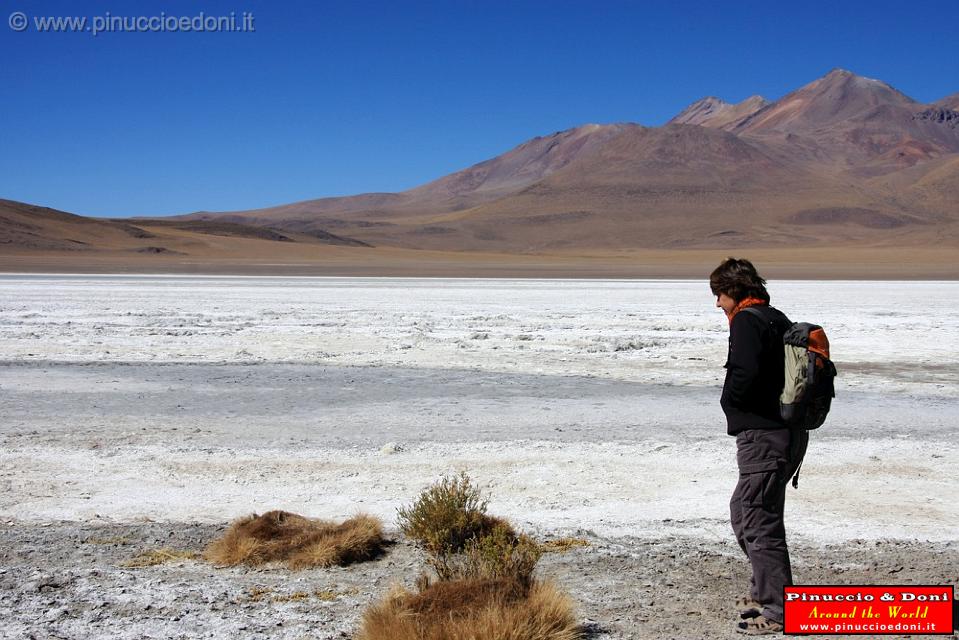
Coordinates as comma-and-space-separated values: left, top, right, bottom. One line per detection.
736, 614, 784, 635
735, 596, 763, 619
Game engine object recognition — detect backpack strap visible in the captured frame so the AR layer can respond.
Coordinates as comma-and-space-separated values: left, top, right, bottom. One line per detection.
740, 306, 768, 322
740, 306, 779, 343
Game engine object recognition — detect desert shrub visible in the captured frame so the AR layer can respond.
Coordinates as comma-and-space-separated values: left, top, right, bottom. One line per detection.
462, 522, 541, 585
398, 473, 508, 555
357, 578, 580, 640
429, 520, 541, 584
204, 510, 385, 569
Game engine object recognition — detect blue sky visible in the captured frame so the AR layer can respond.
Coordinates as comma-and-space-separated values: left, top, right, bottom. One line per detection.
1, 0, 957, 218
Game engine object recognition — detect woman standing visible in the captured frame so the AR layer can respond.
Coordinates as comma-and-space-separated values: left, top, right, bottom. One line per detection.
710, 258, 807, 635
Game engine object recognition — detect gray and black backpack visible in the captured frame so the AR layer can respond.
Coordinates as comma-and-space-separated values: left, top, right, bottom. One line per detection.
742, 309, 838, 430
780, 322, 837, 430
743, 309, 838, 488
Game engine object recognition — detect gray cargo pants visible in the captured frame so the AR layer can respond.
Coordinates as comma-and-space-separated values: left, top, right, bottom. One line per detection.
730, 427, 808, 624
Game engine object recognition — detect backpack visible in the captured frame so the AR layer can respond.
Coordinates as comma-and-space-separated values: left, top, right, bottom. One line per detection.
742, 309, 838, 430
780, 322, 837, 430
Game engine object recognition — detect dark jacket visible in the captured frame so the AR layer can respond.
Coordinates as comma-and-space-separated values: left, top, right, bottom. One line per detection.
721, 304, 792, 435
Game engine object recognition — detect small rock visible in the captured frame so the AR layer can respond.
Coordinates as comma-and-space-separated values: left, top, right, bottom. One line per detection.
380, 442, 404, 454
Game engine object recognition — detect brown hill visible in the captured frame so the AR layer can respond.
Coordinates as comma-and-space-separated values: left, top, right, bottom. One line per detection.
170, 69, 955, 256
182, 123, 635, 235
0, 199, 155, 252
394, 124, 927, 252
3, 69, 957, 276
0, 199, 371, 257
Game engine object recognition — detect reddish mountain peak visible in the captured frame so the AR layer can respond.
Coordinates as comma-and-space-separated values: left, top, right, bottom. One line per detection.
668, 96, 730, 125
817, 68, 915, 100
669, 94, 769, 129
735, 68, 917, 135
739, 95, 770, 108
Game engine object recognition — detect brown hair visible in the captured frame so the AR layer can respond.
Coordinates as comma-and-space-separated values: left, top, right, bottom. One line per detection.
709, 258, 770, 303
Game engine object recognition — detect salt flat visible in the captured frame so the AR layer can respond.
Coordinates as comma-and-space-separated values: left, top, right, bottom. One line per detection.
1, 275, 956, 537
2, 275, 957, 393
0, 276, 956, 639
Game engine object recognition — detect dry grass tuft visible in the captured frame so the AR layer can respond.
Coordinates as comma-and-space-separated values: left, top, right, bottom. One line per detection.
120, 548, 199, 568
248, 585, 361, 603
314, 586, 361, 601
357, 579, 580, 640
398, 473, 510, 556
248, 586, 273, 601
83, 535, 131, 546
204, 510, 386, 569
271, 591, 311, 603
540, 537, 591, 553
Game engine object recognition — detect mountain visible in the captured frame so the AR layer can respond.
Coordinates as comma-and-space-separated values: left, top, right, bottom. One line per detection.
0, 198, 370, 257
4, 69, 958, 273
731, 70, 959, 172
182, 123, 634, 233
668, 95, 769, 129
186, 70, 956, 253
731, 68, 918, 133
401, 123, 915, 251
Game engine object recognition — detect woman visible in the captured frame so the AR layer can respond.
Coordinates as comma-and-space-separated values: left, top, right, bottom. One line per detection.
710, 257, 806, 635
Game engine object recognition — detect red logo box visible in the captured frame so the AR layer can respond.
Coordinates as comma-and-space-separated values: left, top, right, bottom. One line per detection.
784, 585, 954, 635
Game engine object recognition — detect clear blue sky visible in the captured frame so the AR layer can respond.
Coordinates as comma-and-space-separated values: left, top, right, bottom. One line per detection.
1, 0, 956, 218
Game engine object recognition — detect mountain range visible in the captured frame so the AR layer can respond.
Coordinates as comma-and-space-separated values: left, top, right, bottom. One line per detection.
3, 68, 958, 276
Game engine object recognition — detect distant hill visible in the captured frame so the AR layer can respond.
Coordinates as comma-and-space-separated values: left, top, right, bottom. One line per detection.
0, 198, 371, 257
168, 69, 957, 254
3, 68, 957, 276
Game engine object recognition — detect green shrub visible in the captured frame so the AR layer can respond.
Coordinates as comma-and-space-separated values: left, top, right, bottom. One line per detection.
398, 473, 538, 584
459, 521, 541, 586
397, 472, 492, 555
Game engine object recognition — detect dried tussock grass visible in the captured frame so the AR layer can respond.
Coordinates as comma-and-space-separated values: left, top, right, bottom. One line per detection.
540, 537, 590, 553
315, 586, 361, 601
204, 510, 385, 569
247, 586, 361, 603
357, 578, 580, 640
83, 535, 131, 546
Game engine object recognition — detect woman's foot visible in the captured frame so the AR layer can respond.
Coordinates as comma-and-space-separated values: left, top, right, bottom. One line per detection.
735, 596, 764, 619
736, 614, 784, 635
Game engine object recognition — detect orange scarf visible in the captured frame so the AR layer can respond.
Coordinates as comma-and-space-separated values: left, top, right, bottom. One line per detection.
727, 297, 766, 325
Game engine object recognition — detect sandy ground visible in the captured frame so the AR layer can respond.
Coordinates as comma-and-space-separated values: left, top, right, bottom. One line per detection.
3, 243, 959, 279
2, 521, 956, 640
1, 276, 957, 639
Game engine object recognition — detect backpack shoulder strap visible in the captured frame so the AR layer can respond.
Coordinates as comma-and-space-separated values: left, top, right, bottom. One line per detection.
744, 305, 793, 335
741, 306, 773, 324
